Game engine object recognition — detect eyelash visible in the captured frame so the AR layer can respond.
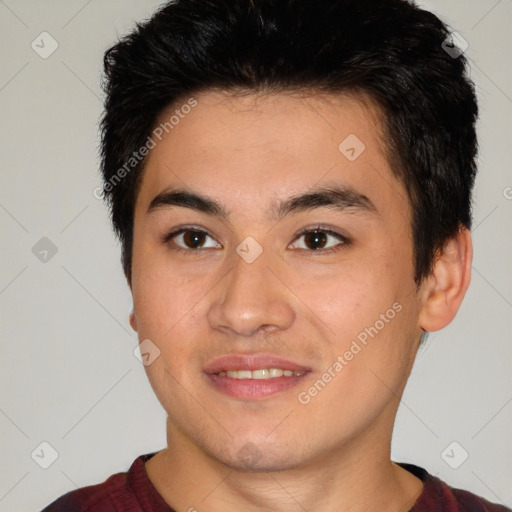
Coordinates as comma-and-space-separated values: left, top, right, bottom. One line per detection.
162, 225, 350, 256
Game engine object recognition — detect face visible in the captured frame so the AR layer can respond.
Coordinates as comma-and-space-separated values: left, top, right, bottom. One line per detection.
130, 90, 425, 471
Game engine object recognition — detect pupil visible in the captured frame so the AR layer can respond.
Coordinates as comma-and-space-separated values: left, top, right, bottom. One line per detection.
184, 231, 205, 248
305, 231, 327, 250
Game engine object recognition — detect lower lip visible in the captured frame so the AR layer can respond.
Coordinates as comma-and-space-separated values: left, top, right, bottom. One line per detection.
204, 372, 309, 399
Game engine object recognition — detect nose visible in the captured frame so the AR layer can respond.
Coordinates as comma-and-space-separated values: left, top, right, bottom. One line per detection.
207, 246, 296, 338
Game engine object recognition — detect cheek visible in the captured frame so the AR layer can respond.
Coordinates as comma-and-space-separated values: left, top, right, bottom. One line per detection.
131, 263, 212, 387
300, 302, 417, 431
297, 262, 393, 339
131, 246, 200, 335
302, 254, 418, 384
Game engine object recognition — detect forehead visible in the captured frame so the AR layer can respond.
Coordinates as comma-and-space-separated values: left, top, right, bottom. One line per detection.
136, 89, 408, 225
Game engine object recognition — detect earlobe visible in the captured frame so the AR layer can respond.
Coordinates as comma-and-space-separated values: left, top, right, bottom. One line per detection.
418, 227, 472, 332
129, 309, 138, 332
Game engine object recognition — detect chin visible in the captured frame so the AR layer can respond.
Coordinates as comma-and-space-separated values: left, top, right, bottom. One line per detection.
210, 437, 309, 473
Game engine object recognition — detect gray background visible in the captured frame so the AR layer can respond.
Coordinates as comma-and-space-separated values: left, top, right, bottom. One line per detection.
0, 0, 511, 511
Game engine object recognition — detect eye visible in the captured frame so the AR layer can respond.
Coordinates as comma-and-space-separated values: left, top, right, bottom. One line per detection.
164, 228, 221, 252
290, 227, 349, 254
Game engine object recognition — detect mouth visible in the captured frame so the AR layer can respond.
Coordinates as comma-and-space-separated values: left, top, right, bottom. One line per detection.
203, 354, 311, 400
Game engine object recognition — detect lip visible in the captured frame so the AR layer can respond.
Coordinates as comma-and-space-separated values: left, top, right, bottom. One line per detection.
203, 353, 311, 400
203, 353, 311, 374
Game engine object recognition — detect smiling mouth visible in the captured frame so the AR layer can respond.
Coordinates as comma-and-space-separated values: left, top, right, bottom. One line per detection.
202, 353, 311, 399
205, 365, 310, 400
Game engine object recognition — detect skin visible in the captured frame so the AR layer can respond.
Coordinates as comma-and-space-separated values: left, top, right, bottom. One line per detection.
128, 89, 472, 512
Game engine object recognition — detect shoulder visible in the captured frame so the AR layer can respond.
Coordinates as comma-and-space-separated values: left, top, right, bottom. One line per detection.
40, 454, 158, 512
398, 463, 511, 512
448, 486, 511, 512
40, 471, 130, 512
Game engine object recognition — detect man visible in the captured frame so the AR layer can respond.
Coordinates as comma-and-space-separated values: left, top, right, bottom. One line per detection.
42, 0, 510, 510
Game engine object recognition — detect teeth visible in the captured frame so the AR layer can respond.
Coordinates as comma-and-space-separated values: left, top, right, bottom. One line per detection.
252, 369, 269, 379
216, 368, 305, 379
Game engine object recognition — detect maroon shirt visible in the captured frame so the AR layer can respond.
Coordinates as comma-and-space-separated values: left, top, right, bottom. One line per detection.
41, 453, 511, 512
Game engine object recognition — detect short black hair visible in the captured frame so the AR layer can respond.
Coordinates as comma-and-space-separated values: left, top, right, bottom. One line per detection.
100, 0, 478, 285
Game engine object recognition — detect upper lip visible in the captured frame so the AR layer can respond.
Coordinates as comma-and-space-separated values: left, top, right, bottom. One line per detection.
203, 353, 311, 374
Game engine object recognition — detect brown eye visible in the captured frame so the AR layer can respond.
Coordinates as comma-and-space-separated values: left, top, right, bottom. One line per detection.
303, 231, 328, 250
182, 230, 207, 248
290, 228, 349, 254
166, 229, 221, 252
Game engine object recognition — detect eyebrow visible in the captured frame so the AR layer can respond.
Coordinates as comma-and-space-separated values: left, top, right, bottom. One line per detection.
147, 184, 378, 221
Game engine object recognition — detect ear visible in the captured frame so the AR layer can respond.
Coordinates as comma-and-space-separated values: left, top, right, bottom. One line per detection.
418, 227, 472, 332
129, 309, 138, 332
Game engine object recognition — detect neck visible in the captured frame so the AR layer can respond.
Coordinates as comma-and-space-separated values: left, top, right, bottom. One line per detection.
146, 418, 424, 512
